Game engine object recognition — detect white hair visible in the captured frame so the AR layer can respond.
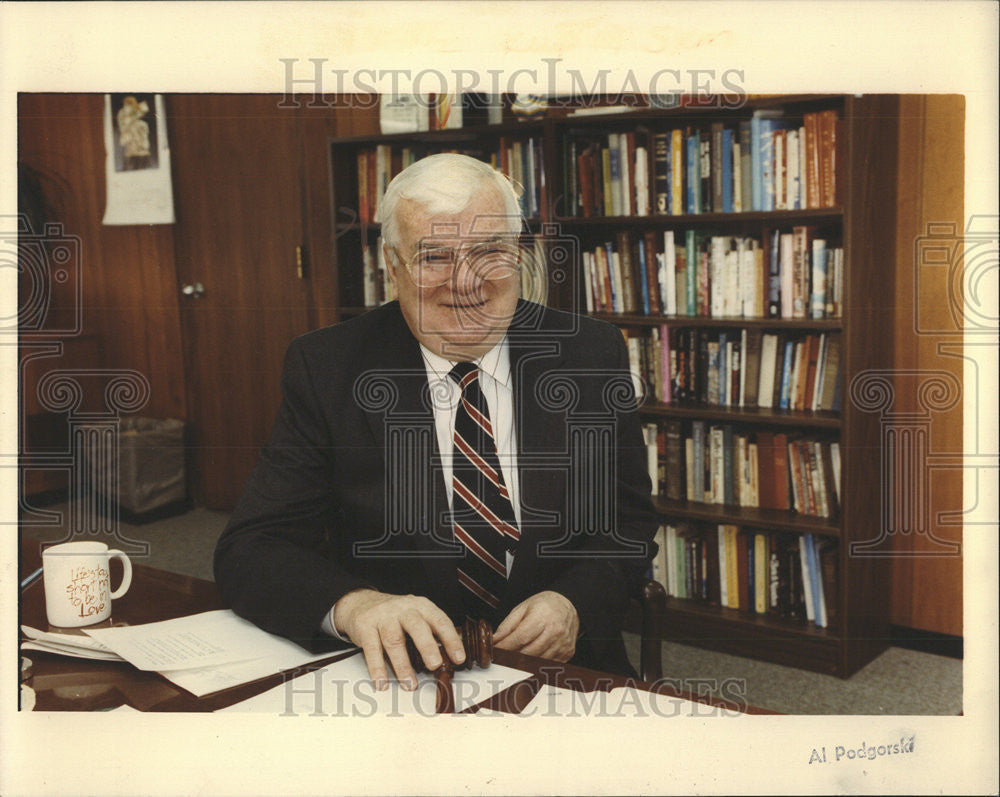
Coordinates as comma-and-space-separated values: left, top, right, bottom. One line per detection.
376, 152, 523, 252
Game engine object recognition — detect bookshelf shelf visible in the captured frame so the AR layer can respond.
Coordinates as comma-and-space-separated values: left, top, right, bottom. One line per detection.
641, 400, 841, 429
334, 216, 548, 235
663, 596, 836, 639
591, 312, 842, 330
652, 495, 840, 537
553, 208, 843, 227
327, 93, 896, 678
330, 119, 546, 146
547, 94, 844, 128
658, 598, 842, 675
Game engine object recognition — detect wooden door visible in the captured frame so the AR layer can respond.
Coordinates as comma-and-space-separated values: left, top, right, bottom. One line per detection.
170, 95, 313, 509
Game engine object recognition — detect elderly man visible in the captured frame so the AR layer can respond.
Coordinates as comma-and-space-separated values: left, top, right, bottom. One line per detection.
215, 153, 657, 688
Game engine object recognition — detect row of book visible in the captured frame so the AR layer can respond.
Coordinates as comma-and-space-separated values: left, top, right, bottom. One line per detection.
652, 110, 839, 216
643, 421, 842, 519
651, 524, 837, 627
625, 327, 842, 412
562, 109, 838, 219
355, 137, 546, 226
562, 131, 650, 218
583, 227, 843, 320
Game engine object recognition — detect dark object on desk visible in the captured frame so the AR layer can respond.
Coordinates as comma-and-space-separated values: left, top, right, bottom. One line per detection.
407, 618, 494, 714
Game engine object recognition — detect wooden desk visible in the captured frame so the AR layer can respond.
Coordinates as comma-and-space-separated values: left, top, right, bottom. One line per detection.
19, 539, 770, 714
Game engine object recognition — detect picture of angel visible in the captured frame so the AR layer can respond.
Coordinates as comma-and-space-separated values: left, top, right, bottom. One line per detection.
110, 93, 159, 171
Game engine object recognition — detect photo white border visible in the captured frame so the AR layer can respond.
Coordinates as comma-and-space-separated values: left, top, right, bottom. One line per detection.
1, 2, 997, 794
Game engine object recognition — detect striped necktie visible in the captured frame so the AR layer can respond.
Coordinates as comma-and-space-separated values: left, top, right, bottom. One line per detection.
448, 361, 519, 623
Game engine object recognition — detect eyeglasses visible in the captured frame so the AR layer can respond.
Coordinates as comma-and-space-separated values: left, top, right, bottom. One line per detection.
392, 238, 521, 288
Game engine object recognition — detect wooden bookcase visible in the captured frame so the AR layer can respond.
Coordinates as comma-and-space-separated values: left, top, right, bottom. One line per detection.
327, 95, 897, 678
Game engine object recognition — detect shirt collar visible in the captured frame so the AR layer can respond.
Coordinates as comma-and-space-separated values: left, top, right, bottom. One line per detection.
419, 336, 512, 388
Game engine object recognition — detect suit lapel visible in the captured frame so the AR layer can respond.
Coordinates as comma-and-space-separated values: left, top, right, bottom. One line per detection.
358, 306, 426, 461
357, 306, 461, 612
505, 303, 567, 605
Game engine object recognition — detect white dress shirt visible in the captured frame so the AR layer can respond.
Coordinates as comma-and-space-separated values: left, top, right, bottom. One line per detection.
322, 336, 521, 640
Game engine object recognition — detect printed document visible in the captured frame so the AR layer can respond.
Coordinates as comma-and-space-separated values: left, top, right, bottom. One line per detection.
219, 651, 533, 715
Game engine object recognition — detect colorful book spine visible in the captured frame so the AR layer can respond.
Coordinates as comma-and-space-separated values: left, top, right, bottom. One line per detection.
751, 114, 763, 211
725, 526, 739, 608
754, 533, 768, 614
700, 130, 712, 213
604, 241, 619, 312
637, 235, 651, 315
686, 133, 699, 214
663, 230, 677, 315
819, 110, 838, 207
608, 135, 622, 216
717, 525, 729, 608
640, 141, 655, 215
671, 130, 684, 215
721, 127, 734, 213
618, 133, 632, 216
810, 238, 827, 319
685, 230, 697, 316
767, 229, 781, 317
691, 421, 706, 502
799, 534, 814, 622
805, 533, 826, 627
654, 133, 669, 214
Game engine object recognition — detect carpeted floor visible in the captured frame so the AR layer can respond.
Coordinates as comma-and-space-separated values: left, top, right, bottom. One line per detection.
21, 501, 962, 715
620, 633, 961, 715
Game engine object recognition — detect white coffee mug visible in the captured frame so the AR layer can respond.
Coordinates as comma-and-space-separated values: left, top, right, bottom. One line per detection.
42, 541, 133, 627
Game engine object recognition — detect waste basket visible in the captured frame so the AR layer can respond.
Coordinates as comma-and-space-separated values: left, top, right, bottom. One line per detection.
85, 416, 186, 518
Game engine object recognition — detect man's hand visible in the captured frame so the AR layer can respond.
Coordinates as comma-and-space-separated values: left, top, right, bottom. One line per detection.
333, 589, 465, 690
493, 591, 579, 661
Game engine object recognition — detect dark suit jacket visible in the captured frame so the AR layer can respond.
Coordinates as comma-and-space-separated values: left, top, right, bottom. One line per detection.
214, 299, 658, 675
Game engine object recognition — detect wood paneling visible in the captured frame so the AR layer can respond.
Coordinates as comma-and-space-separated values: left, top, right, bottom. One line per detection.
890, 95, 964, 636
17, 94, 188, 422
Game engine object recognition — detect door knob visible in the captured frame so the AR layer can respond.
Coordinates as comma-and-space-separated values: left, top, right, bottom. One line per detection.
182, 282, 205, 298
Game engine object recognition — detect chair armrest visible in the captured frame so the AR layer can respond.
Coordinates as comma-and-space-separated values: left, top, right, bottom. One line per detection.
639, 579, 667, 682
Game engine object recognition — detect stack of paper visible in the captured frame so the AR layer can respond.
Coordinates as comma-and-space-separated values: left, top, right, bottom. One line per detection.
21, 626, 125, 662
81, 610, 347, 698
